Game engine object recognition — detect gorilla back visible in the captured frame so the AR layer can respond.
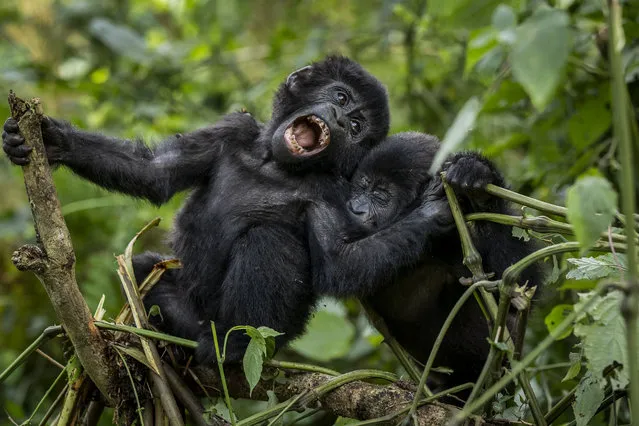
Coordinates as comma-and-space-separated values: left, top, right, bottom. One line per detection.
2, 56, 390, 364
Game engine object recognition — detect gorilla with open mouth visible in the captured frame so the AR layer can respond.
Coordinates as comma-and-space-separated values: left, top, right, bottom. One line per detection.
3, 56, 394, 363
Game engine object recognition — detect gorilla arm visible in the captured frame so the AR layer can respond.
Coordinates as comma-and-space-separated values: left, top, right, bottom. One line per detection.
2, 112, 260, 205
309, 184, 454, 298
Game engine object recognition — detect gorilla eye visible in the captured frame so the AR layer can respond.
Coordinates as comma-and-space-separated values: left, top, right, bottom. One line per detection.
350, 119, 362, 135
336, 91, 349, 106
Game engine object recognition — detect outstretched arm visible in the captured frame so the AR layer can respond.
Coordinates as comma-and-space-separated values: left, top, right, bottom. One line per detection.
2, 112, 260, 205
309, 182, 454, 298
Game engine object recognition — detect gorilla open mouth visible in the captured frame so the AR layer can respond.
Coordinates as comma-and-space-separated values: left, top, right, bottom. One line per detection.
284, 115, 330, 156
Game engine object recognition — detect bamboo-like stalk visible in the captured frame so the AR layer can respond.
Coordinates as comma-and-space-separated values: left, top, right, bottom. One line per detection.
608, 1, 639, 422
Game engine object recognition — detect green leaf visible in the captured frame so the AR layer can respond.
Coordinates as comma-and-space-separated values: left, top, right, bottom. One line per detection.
562, 351, 582, 382
568, 98, 612, 149
465, 28, 498, 76
574, 291, 629, 389
566, 254, 626, 280
492, 4, 516, 30
257, 326, 284, 339
88, 18, 150, 64
573, 374, 605, 426
291, 309, 355, 362
430, 97, 482, 173
243, 337, 266, 396
511, 8, 572, 110
566, 176, 618, 253
545, 304, 574, 340
511, 226, 530, 241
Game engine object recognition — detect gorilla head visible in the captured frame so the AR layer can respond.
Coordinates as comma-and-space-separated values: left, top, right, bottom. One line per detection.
269, 56, 390, 175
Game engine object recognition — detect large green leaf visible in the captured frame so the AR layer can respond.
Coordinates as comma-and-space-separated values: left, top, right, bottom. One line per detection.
291, 309, 355, 362
566, 254, 626, 280
566, 176, 618, 253
574, 291, 629, 389
573, 374, 605, 426
511, 8, 572, 110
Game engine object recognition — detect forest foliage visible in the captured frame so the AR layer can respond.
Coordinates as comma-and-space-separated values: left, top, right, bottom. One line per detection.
1, 0, 639, 425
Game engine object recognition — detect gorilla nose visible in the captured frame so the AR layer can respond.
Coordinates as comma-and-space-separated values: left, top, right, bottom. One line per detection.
347, 199, 368, 216
331, 106, 346, 129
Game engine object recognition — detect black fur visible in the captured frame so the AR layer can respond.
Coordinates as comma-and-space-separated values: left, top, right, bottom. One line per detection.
309, 132, 543, 388
2, 56, 390, 364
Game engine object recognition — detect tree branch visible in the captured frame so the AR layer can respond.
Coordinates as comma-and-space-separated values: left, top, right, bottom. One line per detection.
7, 91, 118, 404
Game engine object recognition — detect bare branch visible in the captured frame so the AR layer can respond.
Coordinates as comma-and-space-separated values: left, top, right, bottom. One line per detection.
7, 91, 117, 404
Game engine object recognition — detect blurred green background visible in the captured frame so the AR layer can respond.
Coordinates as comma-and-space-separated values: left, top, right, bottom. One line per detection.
0, 0, 638, 424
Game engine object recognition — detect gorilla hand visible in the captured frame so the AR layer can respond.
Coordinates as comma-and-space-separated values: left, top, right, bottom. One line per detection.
442, 152, 505, 191
441, 152, 506, 212
2, 116, 71, 165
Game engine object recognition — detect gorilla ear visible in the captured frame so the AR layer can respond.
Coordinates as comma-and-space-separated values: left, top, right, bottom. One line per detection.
286, 65, 313, 90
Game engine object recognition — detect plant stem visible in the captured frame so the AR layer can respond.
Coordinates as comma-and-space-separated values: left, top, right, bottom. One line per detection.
264, 360, 339, 376
453, 285, 609, 423
608, 0, 639, 422
484, 184, 568, 217
212, 322, 236, 426
94, 321, 198, 348
406, 279, 497, 420
0, 325, 63, 384
466, 213, 628, 244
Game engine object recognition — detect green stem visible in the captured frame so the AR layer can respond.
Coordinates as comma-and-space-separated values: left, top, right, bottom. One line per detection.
95, 321, 198, 348
518, 369, 546, 426
608, 0, 639, 422
441, 174, 488, 280
236, 393, 306, 426
454, 285, 609, 423
484, 184, 568, 217
22, 363, 67, 424
407, 280, 498, 419
264, 360, 339, 376
361, 302, 424, 386
466, 213, 628, 244
96, 321, 344, 377
0, 325, 63, 384
212, 322, 236, 426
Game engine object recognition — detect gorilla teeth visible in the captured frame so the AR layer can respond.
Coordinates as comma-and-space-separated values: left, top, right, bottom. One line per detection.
285, 115, 330, 155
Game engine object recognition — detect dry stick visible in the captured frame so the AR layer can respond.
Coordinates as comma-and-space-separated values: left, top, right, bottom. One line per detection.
117, 256, 184, 426
163, 362, 226, 426
7, 92, 117, 404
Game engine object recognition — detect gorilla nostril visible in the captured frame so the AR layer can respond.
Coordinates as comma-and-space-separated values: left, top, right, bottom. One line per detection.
331, 106, 346, 129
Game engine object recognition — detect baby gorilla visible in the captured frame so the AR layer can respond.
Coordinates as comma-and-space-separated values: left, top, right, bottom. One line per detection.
310, 132, 542, 388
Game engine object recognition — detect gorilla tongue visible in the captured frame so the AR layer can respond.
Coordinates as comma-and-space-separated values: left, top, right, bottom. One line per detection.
292, 120, 319, 148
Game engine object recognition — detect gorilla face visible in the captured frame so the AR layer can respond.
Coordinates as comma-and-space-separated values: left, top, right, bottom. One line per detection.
269, 56, 390, 175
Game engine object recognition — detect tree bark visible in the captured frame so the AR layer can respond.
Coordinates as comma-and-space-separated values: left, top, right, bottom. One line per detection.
193, 366, 511, 426
7, 92, 118, 405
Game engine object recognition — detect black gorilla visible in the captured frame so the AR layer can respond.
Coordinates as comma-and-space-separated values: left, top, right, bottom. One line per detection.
309, 132, 542, 387
2, 56, 392, 364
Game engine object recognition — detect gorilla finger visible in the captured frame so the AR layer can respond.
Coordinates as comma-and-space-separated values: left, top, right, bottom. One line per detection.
3, 143, 32, 158
3, 117, 18, 133
2, 132, 25, 146
8, 156, 30, 166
